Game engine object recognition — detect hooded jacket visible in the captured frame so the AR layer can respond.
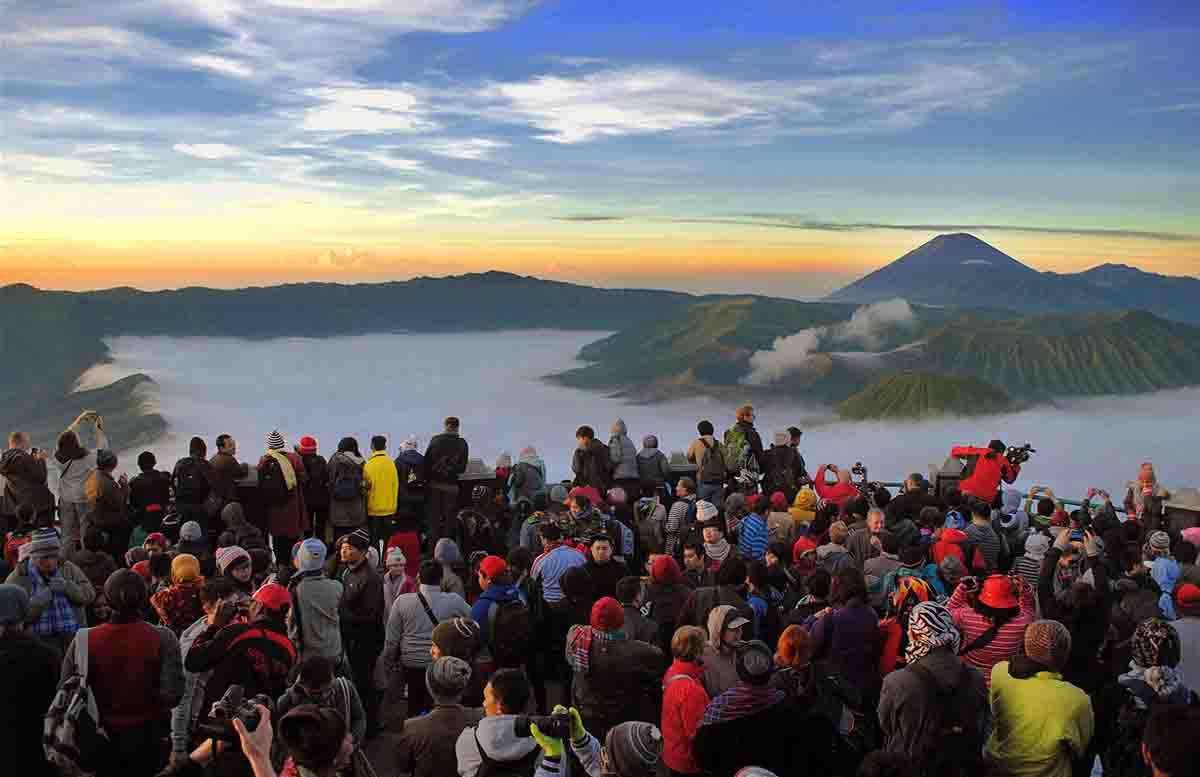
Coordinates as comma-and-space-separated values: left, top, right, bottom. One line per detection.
636, 440, 672, 488
364, 451, 400, 518
661, 659, 709, 774
470, 581, 524, 658
454, 714, 541, 777
507, 452, 547, 505
701, 605, 742, 698
813, 465, 859, 509
327, 450, 367, 528
952, 445, 1020, 503
0, 448, 54, 515
608, 419, 639, 481
288, 572, 344, 663
878, 646, 988, 762
789, 488, 818, 525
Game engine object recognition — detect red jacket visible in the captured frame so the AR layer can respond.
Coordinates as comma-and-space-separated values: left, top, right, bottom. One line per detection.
661, 659, 709, 774
951, 446, 1020, 503
813, 465, 859, 509
932, 528, 968, 565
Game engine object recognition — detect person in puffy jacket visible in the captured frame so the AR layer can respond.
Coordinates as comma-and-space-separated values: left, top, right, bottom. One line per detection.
608, 419, 639, 497
636, 435, 672, 500
661, 625, 709, 775
572, 426, 612, 493
951, 440, 1021, 504
507, 447, 547, 507
812, 464, 858, 510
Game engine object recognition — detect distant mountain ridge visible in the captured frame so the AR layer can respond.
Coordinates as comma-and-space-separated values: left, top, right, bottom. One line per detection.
828, 233, 1200, 324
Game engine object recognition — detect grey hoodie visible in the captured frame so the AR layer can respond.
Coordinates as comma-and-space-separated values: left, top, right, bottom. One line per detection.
172, 615, 214, 754
454, 714, 541, 777
435, 538, 466, 597
609, 419, 639, 481
636, 437, 672, 487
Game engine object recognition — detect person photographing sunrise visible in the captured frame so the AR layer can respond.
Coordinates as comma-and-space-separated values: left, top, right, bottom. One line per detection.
951, 440, 1023, 506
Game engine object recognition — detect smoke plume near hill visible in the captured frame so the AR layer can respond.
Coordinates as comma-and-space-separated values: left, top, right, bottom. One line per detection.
744, 298, 916, 384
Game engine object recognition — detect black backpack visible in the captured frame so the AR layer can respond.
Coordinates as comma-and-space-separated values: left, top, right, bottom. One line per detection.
698, 439, 727, 483
258, 456, 292, 507
474, 727, 539, 777
330, 457, 363, 502
173, 457, 209, 504
488, 598, 534, 668
908, 662, 984, 777
677, 500, 702, 558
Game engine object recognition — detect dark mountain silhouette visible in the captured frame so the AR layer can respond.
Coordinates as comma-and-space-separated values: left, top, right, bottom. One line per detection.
828, 233, 1200, 323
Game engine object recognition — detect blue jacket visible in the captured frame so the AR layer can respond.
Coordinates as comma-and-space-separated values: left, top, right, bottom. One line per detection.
738, 513, 769, 561
470, 582, 526, 650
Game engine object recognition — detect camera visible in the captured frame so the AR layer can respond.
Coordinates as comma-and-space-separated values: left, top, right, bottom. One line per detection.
513, 710, 572, 740
198, 685, 273, 741
851, 462, 867, 480
1005, 444, 1036, 467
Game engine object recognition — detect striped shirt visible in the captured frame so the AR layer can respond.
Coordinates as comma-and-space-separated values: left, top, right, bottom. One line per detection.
531, 544, 587, 603
964, 522, 1003, 573
946, 576, 1036, 688
738, 513, 769, 561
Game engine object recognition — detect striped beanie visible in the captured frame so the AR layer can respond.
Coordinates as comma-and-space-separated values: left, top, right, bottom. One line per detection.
267, 430, 286, 450
216, 545, 251, 575
605, 722, 663, 776
27, 528, 62, 560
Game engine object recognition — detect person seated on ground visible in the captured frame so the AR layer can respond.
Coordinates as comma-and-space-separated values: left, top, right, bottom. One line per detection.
277, 655, 366, 746
6, 527, 95, 655
396, 656, 482, 777
455, 668, 544, 777
986, 620, 1093, 777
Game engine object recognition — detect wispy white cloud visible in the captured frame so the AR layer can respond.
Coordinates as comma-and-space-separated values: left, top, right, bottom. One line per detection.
173, 143, 246, 159
3, 152, 112, 179
298, 85, 436, 134
422, 138, 510, 160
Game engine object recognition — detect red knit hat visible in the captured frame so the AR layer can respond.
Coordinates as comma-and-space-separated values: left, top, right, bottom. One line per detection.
770, 491, 788, 511
650, 555, 683, 585
591, 596, 625, 632
479, 555, 507, 580
746, 494, 764, 512
792, 536, 818, 563
298, 436, 318, 455
1177, 583, 1200, 616
978, 575, 1019, 609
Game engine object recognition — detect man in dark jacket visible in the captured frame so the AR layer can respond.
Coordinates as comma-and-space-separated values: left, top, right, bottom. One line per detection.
337, 528, 385, 736
679, 555, 755, 629
396, 657, 483, 777
173, 437, 214, 534
84, 449, 131, 560
886, 473, 944, 526
296, 436, 330, 542
584, 533, 629, 600
572, 425, 612, 493
209, 434, 249, 506
0, 584, 62, 777
616, 576, 659, 645
129, 451, 172, 534
763, 431, 805, 502
1, 431, 55, 527
423, 417, 469, 547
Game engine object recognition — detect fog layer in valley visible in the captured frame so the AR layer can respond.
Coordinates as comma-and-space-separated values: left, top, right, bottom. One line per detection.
82, 332, 1199, 499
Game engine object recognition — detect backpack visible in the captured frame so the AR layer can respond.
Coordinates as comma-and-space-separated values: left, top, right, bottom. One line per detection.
604, 517, 635, 559
678, 500, 701, 557
721, 426, 758, 474
524, 574, 546, 629
330, 457, 363, 502
258, 455, 292, 507
634, 499, 666, 555
698, 438, 728, 483
431, 453, 459, 482
173, 457, 208, 503
44, 628, 109, 776
488, 598, 534, 668
474, 727, 539, 777
908, 662, 984, 777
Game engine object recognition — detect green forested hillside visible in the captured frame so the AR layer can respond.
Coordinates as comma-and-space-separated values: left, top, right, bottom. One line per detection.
837, 373, 1012, 420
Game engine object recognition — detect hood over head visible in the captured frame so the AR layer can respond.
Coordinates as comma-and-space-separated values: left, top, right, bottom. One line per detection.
435, 538, 462, 565
611, 418, 628, 437
473, 715, 540, 763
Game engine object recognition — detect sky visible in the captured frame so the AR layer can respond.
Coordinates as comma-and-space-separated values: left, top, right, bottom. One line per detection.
2, 0, 1198, 297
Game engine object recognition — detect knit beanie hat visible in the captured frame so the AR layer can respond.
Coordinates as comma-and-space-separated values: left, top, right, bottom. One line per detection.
426, 656, 473, 700
1023, 533, 1050, 562
401, 435, 419, 451
434, 538, 461, 565
267, 430, 286, 450
27, 528, 62, 560
735, 639, 775, 685
604, 722, 663, 776
171, 553, 201, 584
650, 555, 684, 586
297, 436, 318, 455
1024, 619, 1072, 671
279, 706, 346, 772
1148, 530, 1172, 556
696, 501, 718, 523
769, 491, 788, 511
431, 618, 481, 660
0, 584, 31, 626
591, 596, 625, 632
345, 528, 371, 552
144, 532, 168, 549
106, 568, 148, 614
216, 545, 252, 575
180, 521, 203, 542
385, 546, 407, 568
297, 538, 327, 573
253, 583, 291, 615
1178, 583, 1200, 617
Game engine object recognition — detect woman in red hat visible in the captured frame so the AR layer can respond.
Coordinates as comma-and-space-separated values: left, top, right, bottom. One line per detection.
946, 573, 1035, 687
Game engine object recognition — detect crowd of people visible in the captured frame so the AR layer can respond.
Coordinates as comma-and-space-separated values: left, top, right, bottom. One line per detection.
1, 406, 1198, 777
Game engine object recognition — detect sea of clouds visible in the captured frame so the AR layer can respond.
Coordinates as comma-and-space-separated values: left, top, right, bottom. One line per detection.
79, 331, 1200, 499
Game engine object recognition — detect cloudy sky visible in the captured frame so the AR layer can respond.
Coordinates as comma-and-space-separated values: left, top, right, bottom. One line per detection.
2, 0, 1198, 296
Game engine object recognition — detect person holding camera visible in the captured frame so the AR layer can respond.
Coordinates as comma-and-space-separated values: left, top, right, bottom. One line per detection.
945, 573, 1035, 688
455, 667, 543, 777
232, 703, 356, 777
532, 708, 663, 777
1, 430, 56, 531
53, 410, 109, 554
950, 440, 1022, 505
812, 464, 858, 510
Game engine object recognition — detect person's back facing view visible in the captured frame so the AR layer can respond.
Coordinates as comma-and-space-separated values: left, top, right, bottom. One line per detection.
455, 668, 542, 777
61, 569, 183, 777
0, 584, 61, 777
424, 417, 469, 546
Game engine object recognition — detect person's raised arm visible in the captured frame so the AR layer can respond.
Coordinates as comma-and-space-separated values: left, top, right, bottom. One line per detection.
234, 706, 277, 777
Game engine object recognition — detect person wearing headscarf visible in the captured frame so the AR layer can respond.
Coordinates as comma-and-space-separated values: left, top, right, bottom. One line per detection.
508, 446, 548, 507
62, 569, 184, 777
150, 553, 207, 634
1124, 461, 1170, 531
987, 620, 1093, 777
642, 556, 690, 651
0, 583, 62, 777
878, 602, 987, 766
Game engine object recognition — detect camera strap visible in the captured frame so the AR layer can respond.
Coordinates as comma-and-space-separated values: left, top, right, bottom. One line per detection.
417, 592, 439, 627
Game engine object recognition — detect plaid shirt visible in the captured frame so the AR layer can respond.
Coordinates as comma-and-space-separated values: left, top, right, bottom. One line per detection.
30, 566, 79, 637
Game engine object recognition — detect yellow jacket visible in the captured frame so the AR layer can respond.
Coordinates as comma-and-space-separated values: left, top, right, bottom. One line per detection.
789, 487, 818, 525
364, 451, 399, 518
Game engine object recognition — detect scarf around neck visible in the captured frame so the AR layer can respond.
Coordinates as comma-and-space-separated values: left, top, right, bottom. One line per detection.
267, 450, 298, 490
705, 538, 732, 564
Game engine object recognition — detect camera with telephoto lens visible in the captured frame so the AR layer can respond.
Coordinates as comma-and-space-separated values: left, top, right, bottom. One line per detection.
513, 710, 573, 740
199, 685, 273, 741
1005, 444, 1036, 467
